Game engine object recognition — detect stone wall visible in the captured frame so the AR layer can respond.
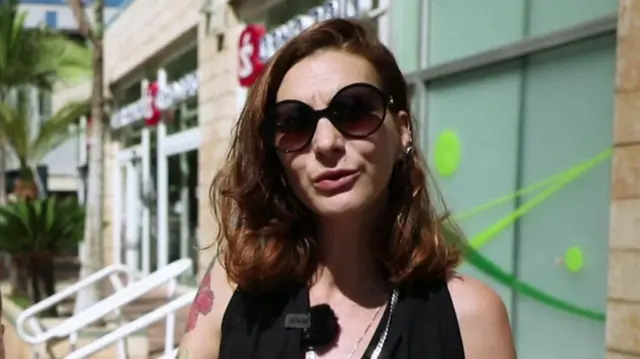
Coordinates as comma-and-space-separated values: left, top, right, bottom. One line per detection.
104, 0, 201, 84
196, 4, 245, 277
102, 0, 202, 267
606, 0, 640, 358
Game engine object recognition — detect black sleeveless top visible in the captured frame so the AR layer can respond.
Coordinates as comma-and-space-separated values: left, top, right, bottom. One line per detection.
219, 278, 465, 359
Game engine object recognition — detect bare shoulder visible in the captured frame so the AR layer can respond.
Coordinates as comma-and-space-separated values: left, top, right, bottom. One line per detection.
178, 254, 236, 359
448, 274, 517, 359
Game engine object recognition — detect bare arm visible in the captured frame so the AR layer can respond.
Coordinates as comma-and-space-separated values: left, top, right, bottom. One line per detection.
449, 275, 517, 359
178, 256, 235, 359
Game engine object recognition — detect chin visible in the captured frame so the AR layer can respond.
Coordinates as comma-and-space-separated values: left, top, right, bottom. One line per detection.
308, 191, 374, 219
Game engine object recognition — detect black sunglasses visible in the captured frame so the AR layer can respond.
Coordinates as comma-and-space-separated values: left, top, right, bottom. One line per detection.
261, 82, 394, 153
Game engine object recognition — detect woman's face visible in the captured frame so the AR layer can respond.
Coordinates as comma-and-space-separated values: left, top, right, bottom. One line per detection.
275, 50, 411, 219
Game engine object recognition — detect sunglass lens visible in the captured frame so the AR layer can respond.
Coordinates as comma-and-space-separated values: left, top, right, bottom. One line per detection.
272, 102, 314, 151
330, 85, 385, 137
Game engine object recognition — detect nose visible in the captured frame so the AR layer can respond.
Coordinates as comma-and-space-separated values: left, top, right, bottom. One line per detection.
311, 117, 345, 158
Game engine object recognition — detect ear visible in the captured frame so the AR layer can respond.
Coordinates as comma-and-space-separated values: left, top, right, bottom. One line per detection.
395, 110, 413, 150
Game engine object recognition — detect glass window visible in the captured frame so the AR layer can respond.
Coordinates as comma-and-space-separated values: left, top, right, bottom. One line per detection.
120, 122, 146, 148
164, 47, 197, 83
427, 0, 527, 65
166, 98, 198, 135
115, 80, 144, 106
421, 35, 615, 359
257, 0, 383, 32
390, 0, 421, 72
164, 47, 198, 135
513, 35, 614, 359
166, 149, 199, 279
421, 0, 616, 67
263, 0, 325, 30
528, 0, 617, 37
425, 62, 523, 310
115, 80, 145, 148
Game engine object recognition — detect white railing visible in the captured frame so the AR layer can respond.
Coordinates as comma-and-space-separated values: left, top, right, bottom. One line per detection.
16, 262, 137, 356
16, 258, 193, 358
66, 289, 196, 359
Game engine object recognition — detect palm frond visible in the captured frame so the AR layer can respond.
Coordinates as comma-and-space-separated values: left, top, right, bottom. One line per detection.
0, 198, 85, 254
0, 0, 91, 92
31, 98, 90, 162
0, 94, 31, 165
0, 93, 88, 166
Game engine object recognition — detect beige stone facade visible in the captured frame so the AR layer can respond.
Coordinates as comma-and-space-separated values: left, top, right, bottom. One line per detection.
195, 4, 243, 276
101, 0, 203, 269
607, 0, 640, 357
103, 0, 201, 85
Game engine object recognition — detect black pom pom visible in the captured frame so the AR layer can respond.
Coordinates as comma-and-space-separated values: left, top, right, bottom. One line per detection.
302, 304, 340, 349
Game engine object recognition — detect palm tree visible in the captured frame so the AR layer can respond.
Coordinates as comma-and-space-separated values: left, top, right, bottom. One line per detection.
0, 88, 90, 182
0, 0, 91, 95
0, 90, 90, 296
0, 0, 91, 203
68, 0, 106, 314
0, 196, 86, 315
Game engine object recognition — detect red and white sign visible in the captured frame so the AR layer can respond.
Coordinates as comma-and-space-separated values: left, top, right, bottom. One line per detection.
237, 0, 369, 88
110, 71, 198, 129
237, 24, 266, 88
145, 82, 162, 126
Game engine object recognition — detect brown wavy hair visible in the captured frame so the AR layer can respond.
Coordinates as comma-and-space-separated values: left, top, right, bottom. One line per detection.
210, 18, 461, 294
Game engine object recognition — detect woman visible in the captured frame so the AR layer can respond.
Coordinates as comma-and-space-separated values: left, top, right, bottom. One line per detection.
180, 18, 516, 359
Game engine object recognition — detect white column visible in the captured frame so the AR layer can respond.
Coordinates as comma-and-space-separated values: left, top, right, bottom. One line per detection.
77, 117, 88, 203
141, 128, 151, 275
156, 69, 170, 270
76, 117, 87, 262
179, 152, 190, 273
140, 77, 152, 275
112, 156, 123, 265
125, 160, 140, 271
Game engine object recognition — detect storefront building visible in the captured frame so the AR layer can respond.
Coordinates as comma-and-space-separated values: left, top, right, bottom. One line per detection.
100, 0, 202, 281
91, 0, 638, 356
389, 0, 638, 358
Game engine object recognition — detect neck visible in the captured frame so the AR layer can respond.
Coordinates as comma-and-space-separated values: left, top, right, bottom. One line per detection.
312, 205, 389, 306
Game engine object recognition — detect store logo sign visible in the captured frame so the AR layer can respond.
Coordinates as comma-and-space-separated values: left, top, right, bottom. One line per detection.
111, 71, 199, 129
238, 24, 267, 88
237, 0, 367, 88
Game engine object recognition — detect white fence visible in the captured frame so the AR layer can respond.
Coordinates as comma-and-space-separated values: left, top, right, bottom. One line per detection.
16, 258, 194, 359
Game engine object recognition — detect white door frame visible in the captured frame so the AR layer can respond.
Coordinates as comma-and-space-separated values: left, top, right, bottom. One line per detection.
111, 128, 151, 273
155, 69, 201, 272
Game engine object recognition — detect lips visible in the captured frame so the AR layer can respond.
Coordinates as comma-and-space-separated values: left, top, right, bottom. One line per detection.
312, 169, 359, 193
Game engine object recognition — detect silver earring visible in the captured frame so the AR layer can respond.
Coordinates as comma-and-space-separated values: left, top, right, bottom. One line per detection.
404, 146, 413, 155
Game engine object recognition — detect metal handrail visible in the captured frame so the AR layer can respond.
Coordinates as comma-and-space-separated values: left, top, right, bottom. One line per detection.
66, 289, 197, 359
16, 262, 136, 344
16, 259, 193, 358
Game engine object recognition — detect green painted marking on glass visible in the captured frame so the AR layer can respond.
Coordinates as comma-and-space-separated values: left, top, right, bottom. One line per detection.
434, 130, 462, 177
458, 240, 605, 322
455, 148, 612, 222
565, 246, 585, 273
446, 148, 611, 322
468, 148, 611, 249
